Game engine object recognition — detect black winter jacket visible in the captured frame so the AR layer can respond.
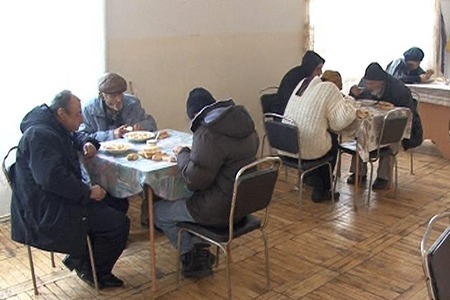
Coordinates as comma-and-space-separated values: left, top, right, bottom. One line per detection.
11, 105, 99, 255
177, 100, 259, 226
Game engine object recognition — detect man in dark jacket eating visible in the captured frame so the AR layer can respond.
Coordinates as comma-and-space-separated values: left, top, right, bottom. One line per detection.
11, 90, 130, 289
154, 87, 259, 278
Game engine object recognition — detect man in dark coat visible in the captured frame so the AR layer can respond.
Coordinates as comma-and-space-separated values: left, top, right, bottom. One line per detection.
276, 50, 325, 114
11, 90, 130, 289
386, 47, 434, 84
347, 62, 423, 189
154, 87, 259, 278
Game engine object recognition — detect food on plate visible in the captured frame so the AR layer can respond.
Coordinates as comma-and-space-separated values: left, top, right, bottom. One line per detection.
139, 145, 161, 159
375, 101, 394, 109
162, 154, 176, 162
102, 142, 131, 152
151, 153, 163, 161
356, 109, 369, 119
126, 153, 139, 161
157, 130, 170, 139
123, 131, 154, 142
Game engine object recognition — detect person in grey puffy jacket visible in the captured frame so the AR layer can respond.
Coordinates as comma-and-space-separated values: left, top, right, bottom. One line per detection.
154, 87, 259, 279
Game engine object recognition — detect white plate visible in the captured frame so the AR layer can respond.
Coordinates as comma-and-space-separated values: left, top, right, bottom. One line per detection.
123, 131, 155, 143
101, 142, 132, 154
359, 99, 378, 107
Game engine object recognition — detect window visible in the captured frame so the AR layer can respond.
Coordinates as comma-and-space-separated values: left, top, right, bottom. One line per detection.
0, 1, 105, 216
308, 0, 443, 91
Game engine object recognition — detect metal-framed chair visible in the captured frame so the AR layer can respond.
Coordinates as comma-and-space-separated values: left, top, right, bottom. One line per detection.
420, 212, 450, 300
176, 157, 281, 300
2, 146, 99, 294
261, 113, 336, 212
337, 107, 411, 206
259, 86, 279, 115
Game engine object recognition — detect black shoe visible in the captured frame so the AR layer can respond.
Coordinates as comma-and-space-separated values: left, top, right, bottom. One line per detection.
372, 178, 388, 190
99, 273, 124, 288
77, 271, 98, 288
346, 174, 367, 185
181, 245, 215, 279
311, 191, 340, 203
63, 255, 87, 273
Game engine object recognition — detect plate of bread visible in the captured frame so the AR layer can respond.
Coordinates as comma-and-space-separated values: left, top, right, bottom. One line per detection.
101, 142, 132, 154
375, 101, 394, 110
359, 99, 377, 107
123, 131, 155, 143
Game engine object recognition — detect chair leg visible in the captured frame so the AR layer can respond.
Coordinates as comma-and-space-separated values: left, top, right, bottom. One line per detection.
86, 236, 99, 292
50, 251, 56, 268
327, 163, 335, 202
367, 162, 374, 205
261, 230, 271, 290
394, 156, 398, 198
410, 149, 414, 175
336, 151, 342, 178
298, 173, 304, 217
176, 229, 183, 288
225, 249, 232, 300
27, 246, 39, 296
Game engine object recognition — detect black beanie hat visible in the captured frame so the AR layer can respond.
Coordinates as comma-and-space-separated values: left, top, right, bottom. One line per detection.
186, 87, 216, 119
363, 62, 387, 81
403, 47, 424, 62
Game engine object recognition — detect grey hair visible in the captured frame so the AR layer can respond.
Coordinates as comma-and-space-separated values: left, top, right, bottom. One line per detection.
49, 90, 74, 114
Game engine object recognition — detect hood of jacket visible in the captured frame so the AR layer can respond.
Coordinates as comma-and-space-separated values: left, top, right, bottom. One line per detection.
20, 104, 66, 135
190, 99, 255, 139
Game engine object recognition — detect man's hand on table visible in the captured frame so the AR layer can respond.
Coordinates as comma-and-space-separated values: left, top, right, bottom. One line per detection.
113, 125, 129, 139
90, 185, 107, 201
173, 145, 190, 157
83, 142, 97, 158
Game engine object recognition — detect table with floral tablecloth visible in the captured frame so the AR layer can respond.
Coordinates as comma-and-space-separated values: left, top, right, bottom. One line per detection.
339, 102, 412, 162
82, 129, 193, 293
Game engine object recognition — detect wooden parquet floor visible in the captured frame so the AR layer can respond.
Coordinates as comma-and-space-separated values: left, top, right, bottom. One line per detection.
0, 145, 449, 299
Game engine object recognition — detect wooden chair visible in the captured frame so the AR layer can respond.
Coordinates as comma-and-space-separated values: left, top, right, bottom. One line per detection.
261, 113, 336, 212
176, 157, 281, 300
420, 212, 450, 300
337, 108, 411, 206
2, 146, 99, 294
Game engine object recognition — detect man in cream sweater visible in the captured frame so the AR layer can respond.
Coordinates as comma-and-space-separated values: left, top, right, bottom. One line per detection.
283, 72, 356, 202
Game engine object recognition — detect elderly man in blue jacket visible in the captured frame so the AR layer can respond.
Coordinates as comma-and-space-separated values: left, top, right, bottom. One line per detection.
79, 72, 157, 141
79, 72, 158, 225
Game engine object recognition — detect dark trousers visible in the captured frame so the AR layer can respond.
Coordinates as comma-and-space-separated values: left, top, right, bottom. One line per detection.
71, 201, 130, 277
303, 133, 338, 194
102, 193, 129, 214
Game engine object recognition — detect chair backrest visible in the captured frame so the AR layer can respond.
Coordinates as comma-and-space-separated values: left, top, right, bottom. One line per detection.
2, 146, 18, 189
230, 157, 281, 224
378, 108, 411, 147
259, 86, 279, 114
262, 113, 300, 156
420, 212, 450, 300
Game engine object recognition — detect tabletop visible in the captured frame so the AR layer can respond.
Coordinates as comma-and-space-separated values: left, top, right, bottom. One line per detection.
339, 101, 412, 162
82, 129, 193, 199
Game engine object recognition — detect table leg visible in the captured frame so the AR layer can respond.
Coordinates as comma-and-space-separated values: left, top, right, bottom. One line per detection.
145, 185, 157, 292
354, 153, 359, 211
